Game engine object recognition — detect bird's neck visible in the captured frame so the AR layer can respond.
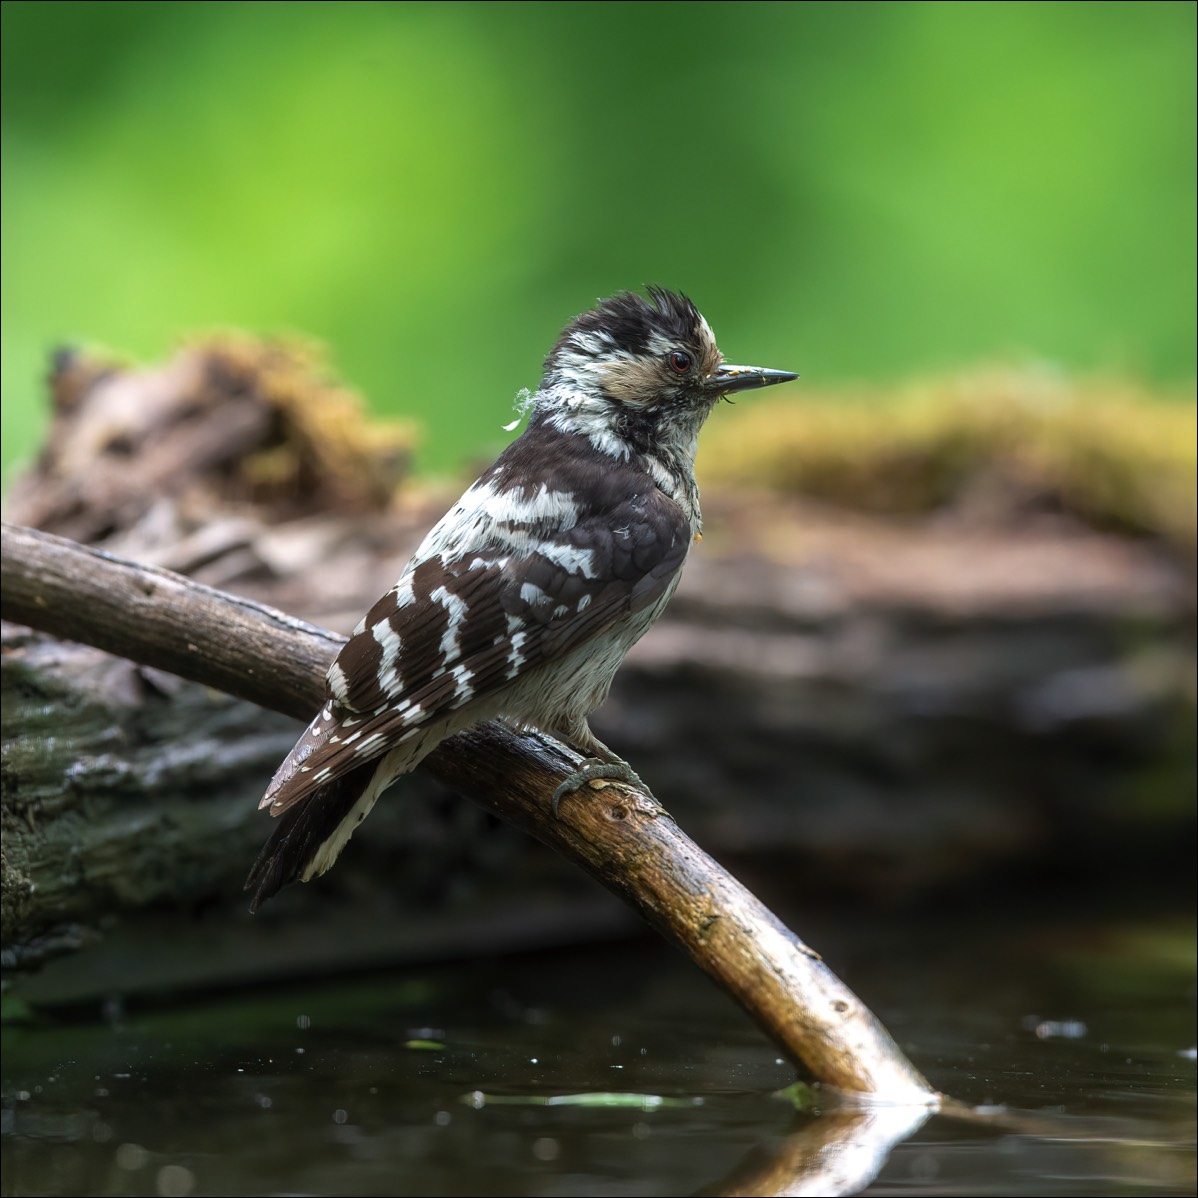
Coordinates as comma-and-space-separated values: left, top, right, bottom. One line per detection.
532, 388, 706, 530
642, 441, 703, 531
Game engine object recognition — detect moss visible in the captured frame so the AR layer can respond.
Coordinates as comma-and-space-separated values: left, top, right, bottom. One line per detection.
699, 367, 1196, 551
190, 334, 417, 513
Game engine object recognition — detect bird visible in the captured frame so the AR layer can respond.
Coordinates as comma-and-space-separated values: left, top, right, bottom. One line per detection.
245, 287, 797, 911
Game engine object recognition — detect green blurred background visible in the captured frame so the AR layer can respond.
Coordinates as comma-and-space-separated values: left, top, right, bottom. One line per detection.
2, 0, 1194, 482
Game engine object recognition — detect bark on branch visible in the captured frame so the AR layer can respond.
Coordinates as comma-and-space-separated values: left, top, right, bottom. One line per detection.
1, 520, 936, 1105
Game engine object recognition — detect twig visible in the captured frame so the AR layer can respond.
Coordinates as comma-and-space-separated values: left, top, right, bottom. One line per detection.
1, 520, 937, 1105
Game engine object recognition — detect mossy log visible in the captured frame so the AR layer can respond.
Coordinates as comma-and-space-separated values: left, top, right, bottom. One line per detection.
2, 341, 1193, 1007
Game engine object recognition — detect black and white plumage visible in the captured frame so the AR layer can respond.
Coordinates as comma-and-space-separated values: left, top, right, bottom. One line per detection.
246, 288, 797, 910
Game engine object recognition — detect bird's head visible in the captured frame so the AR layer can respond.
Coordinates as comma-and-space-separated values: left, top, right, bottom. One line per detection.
534, 287, 797, 460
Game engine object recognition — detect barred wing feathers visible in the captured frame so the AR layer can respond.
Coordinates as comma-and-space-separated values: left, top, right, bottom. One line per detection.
261, 482, 691, 816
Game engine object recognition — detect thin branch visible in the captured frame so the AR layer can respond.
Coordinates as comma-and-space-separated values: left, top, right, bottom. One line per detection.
1, 520, 937, 1105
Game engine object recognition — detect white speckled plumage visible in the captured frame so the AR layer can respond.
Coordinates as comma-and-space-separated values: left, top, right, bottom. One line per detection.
246, 288, 796, 909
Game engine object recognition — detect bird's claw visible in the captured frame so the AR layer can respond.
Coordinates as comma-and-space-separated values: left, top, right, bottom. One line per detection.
551, 760, 653, 815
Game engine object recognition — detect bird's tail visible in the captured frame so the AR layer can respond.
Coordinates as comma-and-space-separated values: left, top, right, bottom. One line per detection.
245, 758, 394, 912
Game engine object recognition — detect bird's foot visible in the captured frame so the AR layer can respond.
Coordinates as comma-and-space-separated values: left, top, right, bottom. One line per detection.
551, 760, 654, 815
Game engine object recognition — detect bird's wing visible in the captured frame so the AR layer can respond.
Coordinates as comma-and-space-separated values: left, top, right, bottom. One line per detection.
262, 484, 691, 815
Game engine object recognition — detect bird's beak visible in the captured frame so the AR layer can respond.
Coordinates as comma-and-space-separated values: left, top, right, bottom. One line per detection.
705, 364, 799, 396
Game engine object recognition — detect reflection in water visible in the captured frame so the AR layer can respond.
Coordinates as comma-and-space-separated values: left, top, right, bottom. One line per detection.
713, 1104, 933, 1197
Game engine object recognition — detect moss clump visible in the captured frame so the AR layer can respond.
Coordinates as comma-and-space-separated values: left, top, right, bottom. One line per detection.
8, 336, 418, 542
183, 334, 417, 514
699, 367, 1196, 550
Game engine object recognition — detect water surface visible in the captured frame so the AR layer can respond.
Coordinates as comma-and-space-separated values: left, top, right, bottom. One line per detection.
3, 901, 1193, 1196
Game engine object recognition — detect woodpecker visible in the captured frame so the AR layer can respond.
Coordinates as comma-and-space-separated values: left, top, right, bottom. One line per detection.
246, 287, 797, 910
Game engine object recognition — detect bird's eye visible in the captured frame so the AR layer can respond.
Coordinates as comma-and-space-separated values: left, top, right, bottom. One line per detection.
668, 351, 693, 374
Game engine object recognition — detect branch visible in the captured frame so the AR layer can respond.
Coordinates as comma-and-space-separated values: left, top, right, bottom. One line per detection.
1, 520, 936, 1105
